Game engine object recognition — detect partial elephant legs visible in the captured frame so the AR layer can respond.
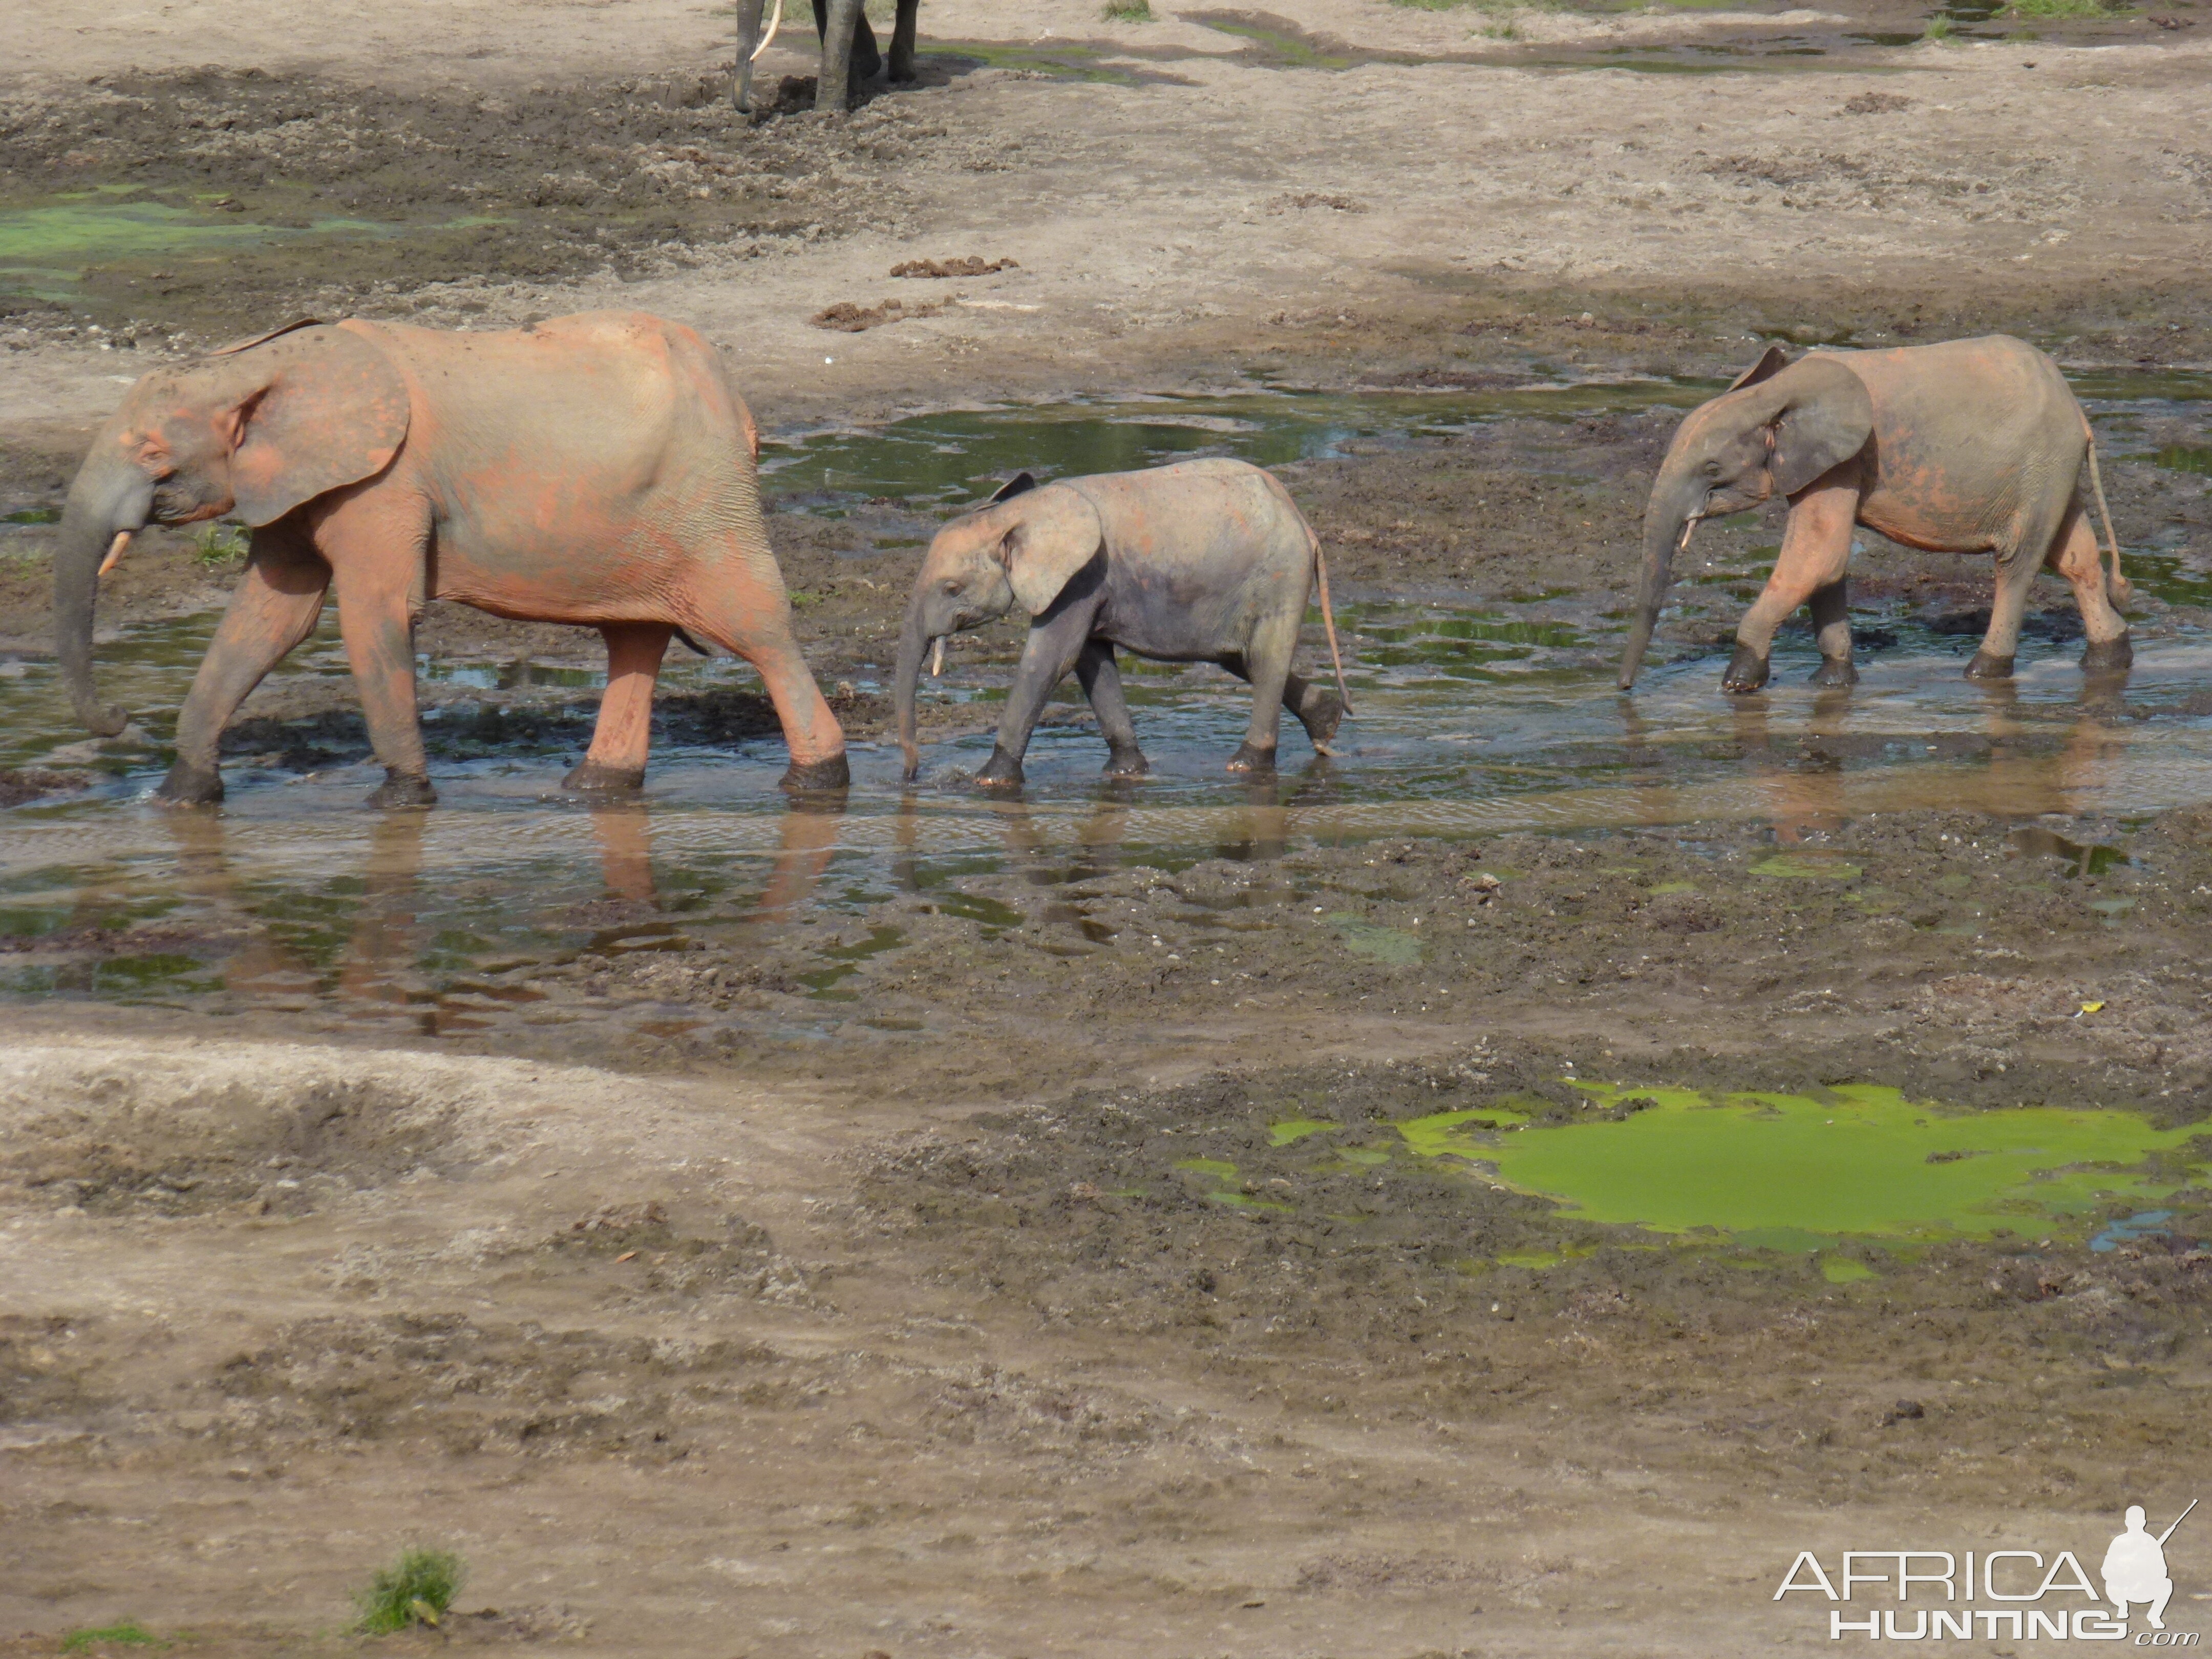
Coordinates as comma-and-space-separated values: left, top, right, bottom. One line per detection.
1806, 577, 1858, 688
158, 523, 331, 805
1075, 640, 1147, 777
1221, 610, 1301, 774
1727, 468, 1859, 694
331, 551, 437, 809
684, 557, 849, 792
1283, 669, 1346, 752
2048, 504, 2133, 673
814, 0, 878, 110
567, 624, 674, 793
977, 609, 1089, 791
888, 0, 919, 81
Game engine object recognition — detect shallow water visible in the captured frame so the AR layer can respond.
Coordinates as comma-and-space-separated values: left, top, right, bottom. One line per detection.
4, 375, 2209, 1029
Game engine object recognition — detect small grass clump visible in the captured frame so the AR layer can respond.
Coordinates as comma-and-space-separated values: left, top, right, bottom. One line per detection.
1922, 13, 1955, 36
353, 1548, 464, 1635
2005, 0, 2115, 14
1101, 0, 1153, 16
190, 520, 247, 565
61, 1625, 156, 1654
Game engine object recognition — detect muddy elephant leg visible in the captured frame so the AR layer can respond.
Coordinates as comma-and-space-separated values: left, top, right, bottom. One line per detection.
685, 557, 848, 791
1282, 669, 1346, 752
568, 624, 673, 793
977, 608, 1090, 791
2047, 505, 2132, 674
1806, 575, 1858, 688
1970, 539, 2051, 682
157, 523, 331, 805
1221, 610, 1300, 774
814, 0, 879, 109
734, 0, 768, 111
1727, 468, 1859, 694
330, 560, 435, 809
1074, 639, 1147, 777
888, 0, 919, 81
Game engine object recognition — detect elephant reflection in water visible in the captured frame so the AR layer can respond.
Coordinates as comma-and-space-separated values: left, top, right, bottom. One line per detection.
1722, 673, 2133, 843
151, 797, 847, 1017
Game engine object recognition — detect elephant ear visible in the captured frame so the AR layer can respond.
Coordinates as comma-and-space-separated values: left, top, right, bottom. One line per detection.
997, 485, 1104, 617
225, 323, 410, 527
1762, 354, 1874, 499
988, 471, 1037, 504
1728, 344, 1791, 392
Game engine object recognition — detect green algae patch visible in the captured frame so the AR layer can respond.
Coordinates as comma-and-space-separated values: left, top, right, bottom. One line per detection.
1647, 880, 1699, 896
1488, 1083, 2208, 1246
1327, 912, 1423, 966
1751, 853, 1862, 881
1397, 1105, 1532, 1159
1174, 1156, 1290, 1211
1269, 1118, 1338, 1146
1821, 1257, 1878, 1284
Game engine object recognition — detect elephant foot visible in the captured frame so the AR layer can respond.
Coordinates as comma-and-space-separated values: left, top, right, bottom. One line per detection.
779, 752, 851, 793
1225, 741, 1278, 775
2081, 633, 2133, 673
1720, 645, 1771, 694
1103, 744, 1150, 779
368, 769, 437, 810
1808, 655, 1859, 689
564, 758, 645, 794
972, 745, 1025, 792
1964, 650, 2016, 682
1296, 690, 1346, 749
154, 760, 224, 807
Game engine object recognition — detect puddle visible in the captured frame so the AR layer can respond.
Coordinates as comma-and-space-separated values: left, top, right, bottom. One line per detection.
758, 381, 1717, 514
8, 370, 2212, 1034
1471, 1084, 2208, 1252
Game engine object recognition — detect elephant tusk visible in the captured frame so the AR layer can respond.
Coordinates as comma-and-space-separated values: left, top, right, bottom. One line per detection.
929, 637, 944, 678
751, 0, 783, 59
1675, 517, 1700, 556
98, 529, 134, 577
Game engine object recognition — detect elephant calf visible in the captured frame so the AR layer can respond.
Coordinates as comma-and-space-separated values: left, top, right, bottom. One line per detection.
894, 458, 1351, 788
54, 311, 847, 806
1618, 335, 2131, 693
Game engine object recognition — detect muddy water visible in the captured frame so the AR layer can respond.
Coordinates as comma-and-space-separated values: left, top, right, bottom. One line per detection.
3, 376, 2209, 1023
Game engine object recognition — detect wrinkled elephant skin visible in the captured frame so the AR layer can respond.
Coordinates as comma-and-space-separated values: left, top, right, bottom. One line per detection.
1619, 335, 2133, 694
55, 311, 846, 806
895, 458, 1352, 790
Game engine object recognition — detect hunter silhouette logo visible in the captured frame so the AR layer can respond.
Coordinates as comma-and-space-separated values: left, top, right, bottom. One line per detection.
2106, 1501, 2195, 1632
1774, 1500, 2201, 1643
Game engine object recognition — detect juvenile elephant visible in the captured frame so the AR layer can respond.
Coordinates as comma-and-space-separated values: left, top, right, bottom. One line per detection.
55, 311, 848, 806
1617, 335, 2131, 693
893, 458, 1351, 789
735, 0, 918, 113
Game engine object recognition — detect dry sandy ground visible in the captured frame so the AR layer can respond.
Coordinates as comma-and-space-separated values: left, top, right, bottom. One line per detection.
8, 3, 2212, 1656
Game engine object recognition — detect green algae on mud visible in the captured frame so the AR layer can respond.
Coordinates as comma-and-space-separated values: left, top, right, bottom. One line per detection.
1485, 1083, 2210, 1249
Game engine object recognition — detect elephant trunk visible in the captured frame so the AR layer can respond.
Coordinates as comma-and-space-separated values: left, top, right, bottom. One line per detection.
893, 599, 930, 780
1618, 478, 1700, 692
53, 448, 153, 737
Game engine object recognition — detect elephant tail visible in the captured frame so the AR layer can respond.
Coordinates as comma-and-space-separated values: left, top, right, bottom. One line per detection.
1313, 538, 1354, 718
2085, 428, 2133, 611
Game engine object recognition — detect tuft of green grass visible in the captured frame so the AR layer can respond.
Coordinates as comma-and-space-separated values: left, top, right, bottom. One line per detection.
2005, 0, 2115, 15
190, 521, 247, 565
62, 1625, 156, 1653
1922, 13, 1955, 36
1101, 0, 1153, 15
353, 1548, 464, 1635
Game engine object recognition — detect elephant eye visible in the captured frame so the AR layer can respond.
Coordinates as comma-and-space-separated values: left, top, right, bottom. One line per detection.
1702, 460, 1721, 477
942, 580, 960, 595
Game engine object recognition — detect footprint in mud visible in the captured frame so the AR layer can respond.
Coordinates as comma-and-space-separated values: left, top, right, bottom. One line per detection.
1, 1076, 461, 1217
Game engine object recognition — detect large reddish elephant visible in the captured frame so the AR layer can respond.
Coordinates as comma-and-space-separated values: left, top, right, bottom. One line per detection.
54, 310, 848, 806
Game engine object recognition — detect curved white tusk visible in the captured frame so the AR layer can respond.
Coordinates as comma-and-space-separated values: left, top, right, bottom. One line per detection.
751, 0, 784, 61
929, 637, 945, 678
98, 529, 134, 577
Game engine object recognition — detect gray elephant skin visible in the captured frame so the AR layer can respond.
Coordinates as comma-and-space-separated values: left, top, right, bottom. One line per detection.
894, 457, 1352, 790
1619, 335, 2132, 694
